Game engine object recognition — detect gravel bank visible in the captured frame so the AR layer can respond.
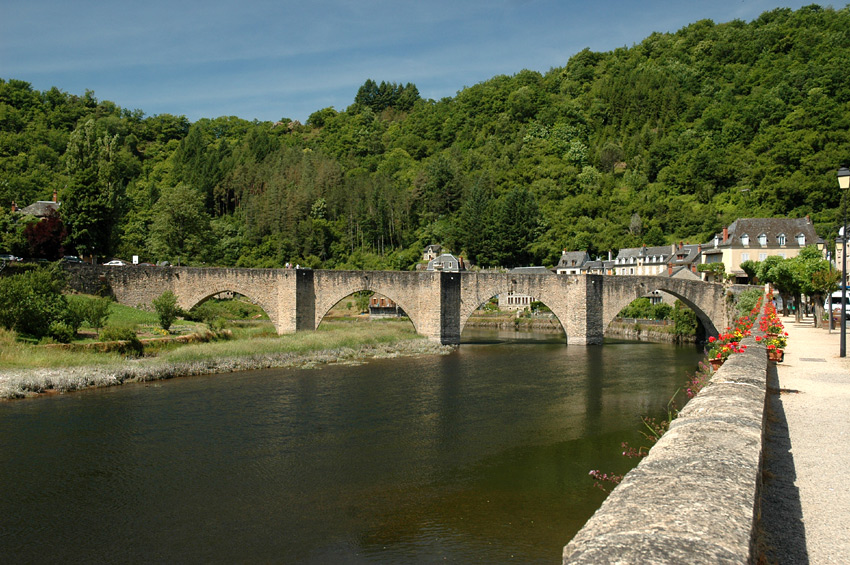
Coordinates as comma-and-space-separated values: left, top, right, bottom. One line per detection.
0, 340, 455, 400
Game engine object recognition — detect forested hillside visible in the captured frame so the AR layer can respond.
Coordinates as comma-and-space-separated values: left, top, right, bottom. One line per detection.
2, 5, 849, 269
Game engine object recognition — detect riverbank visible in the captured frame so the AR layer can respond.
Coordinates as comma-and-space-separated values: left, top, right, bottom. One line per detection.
605, 321, 697, 344
0, 322, 454, 400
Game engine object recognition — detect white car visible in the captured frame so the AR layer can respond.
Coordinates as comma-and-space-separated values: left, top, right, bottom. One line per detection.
104, 259, 128, 266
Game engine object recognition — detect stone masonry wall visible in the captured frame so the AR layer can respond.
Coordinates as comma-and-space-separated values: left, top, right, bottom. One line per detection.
562, 337, 768, 564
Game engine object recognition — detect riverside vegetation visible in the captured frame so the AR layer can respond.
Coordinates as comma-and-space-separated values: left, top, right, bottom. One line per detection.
0, 266, 450, 400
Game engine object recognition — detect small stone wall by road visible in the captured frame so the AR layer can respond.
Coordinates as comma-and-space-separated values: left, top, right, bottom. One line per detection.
563, 337, 768, 564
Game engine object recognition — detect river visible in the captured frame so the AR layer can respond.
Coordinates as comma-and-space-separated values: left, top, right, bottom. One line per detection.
0, 329, 703, 564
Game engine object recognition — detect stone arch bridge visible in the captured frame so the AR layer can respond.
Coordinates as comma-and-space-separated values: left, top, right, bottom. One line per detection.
65, 265, 732, 345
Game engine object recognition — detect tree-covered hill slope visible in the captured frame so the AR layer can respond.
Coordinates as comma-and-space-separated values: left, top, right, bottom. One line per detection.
1, 4, 848, 268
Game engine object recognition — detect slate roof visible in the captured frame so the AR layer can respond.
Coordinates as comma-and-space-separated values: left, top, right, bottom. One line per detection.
615, 245, 671, 263
668, 243, 702, 266
17, 201, 60, 217
556, 251, 591, 269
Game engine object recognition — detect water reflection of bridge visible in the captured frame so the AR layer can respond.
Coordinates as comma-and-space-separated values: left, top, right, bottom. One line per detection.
66, 266, 730, 345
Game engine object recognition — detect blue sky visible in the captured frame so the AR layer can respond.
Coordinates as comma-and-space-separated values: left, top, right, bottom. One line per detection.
1, 0, 818, 123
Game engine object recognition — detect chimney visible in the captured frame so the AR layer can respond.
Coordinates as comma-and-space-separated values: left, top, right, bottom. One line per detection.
608, 250, 613, 261
697, 243, 702, 254
722, 226, 729, 243
667, 263, 673, 276
52, 189, 57, 203
692, 263, 697, 273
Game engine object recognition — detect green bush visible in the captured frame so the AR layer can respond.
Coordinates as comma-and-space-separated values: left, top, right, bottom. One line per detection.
153, 290, 179, 331
651, 302, 673, 320
84, 296, 112, 330
735, 288, 763, 317
65, 296, 88, 332
99, 325, 143, 355
66, 295, 112, 332
619, 297, 653, 319
672, 300, 697, 336
48, 320, 76, 343
0, 265, 69, 338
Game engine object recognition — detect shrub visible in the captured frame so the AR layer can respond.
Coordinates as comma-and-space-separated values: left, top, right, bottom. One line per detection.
66, 295, 112, 332
48, 320, 76, 343
672, 300, 697, 336
99, 325, 143, 355
735, 288, 763, 317
0, 265, 69, 338
651, 302, 673, 320
84, 296, 112, 330
152, 291, 179, 331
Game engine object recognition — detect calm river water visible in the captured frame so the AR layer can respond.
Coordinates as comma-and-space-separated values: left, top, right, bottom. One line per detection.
0, 329, 703, 564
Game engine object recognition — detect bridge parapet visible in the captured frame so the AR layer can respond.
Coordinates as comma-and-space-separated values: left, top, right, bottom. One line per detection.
563, 337, 768, 563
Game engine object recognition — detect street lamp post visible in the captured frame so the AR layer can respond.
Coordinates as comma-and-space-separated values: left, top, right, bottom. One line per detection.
837, 166, 850, 357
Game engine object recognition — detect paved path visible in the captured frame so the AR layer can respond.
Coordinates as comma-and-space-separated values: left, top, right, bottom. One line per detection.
761, 316, 850, 564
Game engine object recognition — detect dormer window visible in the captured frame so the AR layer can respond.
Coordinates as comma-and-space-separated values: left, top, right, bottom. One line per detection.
777, 233, 786, 246
740, 234, 749, 246
758, 233, 767, 246
796, 233, 806, 245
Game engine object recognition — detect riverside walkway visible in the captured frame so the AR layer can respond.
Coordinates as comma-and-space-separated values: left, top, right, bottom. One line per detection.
762, 316, 850, 563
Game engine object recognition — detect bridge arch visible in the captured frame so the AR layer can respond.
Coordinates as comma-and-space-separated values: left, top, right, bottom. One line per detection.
181, 284, 279, 329
458, 273, 585, 343
459, 284, 567, 335
601, 277, 726, 338
312, 272, 423, 335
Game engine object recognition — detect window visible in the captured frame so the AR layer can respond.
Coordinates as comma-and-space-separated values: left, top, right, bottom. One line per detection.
741, 253, 750, 262
758, 233, 768, 246
777, 233, 786, 246
759, 253, 767, 261
796, 233, 806, 245
741, 234, 750, 246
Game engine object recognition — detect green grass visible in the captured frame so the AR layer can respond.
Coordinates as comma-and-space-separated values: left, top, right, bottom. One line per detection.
106, 301, 160, 326
0, 319, 425, 371
155, 320, 421, 364
0, 328, 125, 368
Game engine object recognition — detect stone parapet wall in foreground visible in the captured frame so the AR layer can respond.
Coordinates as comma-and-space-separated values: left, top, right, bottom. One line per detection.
563, 338, 768, 564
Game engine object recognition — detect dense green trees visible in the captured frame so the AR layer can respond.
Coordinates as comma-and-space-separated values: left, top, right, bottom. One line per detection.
2, 5, 850, 268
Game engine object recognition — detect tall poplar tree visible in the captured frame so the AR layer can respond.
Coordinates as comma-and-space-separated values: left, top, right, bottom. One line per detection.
62, 119, 122, 259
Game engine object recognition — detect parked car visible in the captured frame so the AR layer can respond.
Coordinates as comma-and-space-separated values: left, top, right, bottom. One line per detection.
0, 253, 21, 262
104, 259, 128, 266
61, 255, 82, 263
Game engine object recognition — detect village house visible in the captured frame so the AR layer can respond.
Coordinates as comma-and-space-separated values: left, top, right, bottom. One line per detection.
12, 190, 61, 219
422, 244, 442, 262
555, 250, 591, 274
701, 217, 824, 284
368, 295, 406, 318
613, 244, 671, 276
426, 253, 466, 272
